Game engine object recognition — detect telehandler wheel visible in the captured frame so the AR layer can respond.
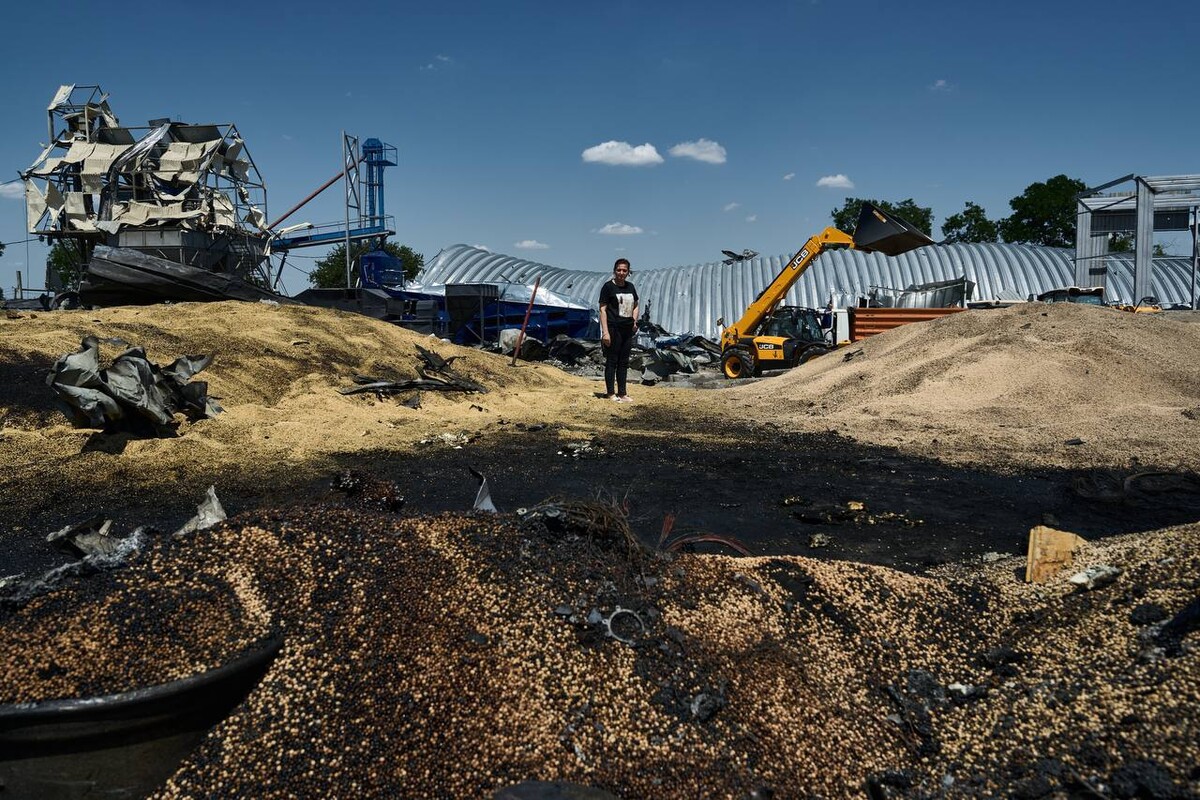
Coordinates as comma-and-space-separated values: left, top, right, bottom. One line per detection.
721, 348, 756, 379
797, 346, 832, 366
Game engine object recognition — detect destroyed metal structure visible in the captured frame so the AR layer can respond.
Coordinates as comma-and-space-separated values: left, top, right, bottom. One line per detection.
416, 243, 1200, 338
20, 85, 273, 302
1075, 174, 1200, 309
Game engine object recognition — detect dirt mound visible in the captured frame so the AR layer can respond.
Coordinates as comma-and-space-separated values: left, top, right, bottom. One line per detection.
733, 304, 1200, 470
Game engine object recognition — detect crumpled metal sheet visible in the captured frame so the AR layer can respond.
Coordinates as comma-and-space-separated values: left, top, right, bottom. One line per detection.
47, 336, 223, 434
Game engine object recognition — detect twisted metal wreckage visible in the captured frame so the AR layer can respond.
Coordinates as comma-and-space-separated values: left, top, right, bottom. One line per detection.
20, 84, 286, 307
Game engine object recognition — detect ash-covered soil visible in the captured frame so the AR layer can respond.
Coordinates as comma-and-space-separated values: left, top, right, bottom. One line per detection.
1, 300, 1198, 798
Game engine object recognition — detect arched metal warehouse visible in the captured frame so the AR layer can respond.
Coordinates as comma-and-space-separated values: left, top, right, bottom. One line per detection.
415, 243, 1198, 337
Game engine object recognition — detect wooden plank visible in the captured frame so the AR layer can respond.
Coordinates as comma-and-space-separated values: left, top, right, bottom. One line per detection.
1025, 525, 1088, 583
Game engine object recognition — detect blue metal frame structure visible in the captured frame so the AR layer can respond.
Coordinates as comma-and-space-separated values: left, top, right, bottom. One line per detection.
271, 136, 396, 254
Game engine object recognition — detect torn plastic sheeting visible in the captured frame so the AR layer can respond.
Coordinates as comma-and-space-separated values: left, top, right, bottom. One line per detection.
470, 467, 498, 513
173, 486, 228, 538
47, 337, 223, 434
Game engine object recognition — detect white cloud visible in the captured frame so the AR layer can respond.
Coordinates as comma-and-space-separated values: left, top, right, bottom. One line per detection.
929, 78, 954, 92
782, 172, 795, 181
745, 214, 758, 223
514, 239, 550, 250
422, 54, 455, 72
595, 222, 643, 235
581, 141, 663, 166
668, 138, 726, 164
816, 173, 855, 189
0, 182, 24, 200
723, 202, 740, 212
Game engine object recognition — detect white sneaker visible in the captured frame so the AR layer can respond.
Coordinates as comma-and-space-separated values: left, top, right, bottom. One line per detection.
617, 395, 634, 404
608, 394, 621, 402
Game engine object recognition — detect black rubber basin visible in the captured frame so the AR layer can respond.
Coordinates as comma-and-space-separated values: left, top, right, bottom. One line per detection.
0, 632, 282, 799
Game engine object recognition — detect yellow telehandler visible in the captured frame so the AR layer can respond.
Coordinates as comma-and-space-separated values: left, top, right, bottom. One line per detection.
720, 203, 935, 379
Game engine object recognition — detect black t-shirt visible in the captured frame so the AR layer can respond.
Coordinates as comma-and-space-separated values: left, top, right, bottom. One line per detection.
599, 279, 638, 327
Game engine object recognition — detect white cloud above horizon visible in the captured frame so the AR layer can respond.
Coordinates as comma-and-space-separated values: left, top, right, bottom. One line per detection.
668, 138, 726, 164
421, 54, 455, 72
581, 141, 663, 166
930, 78, 954, 92
723, 202, 740, 212
514, 239, 549, 250
595, 222, 643, 235
745, 214, 758, 223
816, 173, 855, 189
782, 172, 795, 181
0, 182, 24, 200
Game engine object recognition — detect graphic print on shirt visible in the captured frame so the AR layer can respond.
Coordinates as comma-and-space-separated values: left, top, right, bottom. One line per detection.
615, 292, 635, 318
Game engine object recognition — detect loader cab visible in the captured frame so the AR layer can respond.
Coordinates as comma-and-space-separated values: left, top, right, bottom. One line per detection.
760, 306, 828, 344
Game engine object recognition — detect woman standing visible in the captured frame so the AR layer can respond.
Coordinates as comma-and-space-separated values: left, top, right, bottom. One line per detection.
598, 258, 640, 402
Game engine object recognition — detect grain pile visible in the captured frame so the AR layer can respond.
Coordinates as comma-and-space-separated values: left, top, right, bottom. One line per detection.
2, 503, 1196, 798
732, 303, 1200, 471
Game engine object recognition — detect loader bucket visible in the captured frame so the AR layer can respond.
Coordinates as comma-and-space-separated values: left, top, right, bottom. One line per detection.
852, 202, 935, 256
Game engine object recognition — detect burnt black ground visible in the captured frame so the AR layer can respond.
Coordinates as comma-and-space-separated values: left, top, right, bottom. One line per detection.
4, 406, 1199, 581
336, 414, 1200, 572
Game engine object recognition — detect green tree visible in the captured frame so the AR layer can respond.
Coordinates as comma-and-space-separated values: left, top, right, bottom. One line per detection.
831, 198, 933, 236
1108, 233, 1167, 257
47, 240, 86, 289
309, 241, 425, 288
940, 201, 999, 243
998, 174, 1087, 248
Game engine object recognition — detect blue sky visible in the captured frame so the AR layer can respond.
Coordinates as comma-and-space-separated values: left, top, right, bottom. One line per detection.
1, 0, 1197, 297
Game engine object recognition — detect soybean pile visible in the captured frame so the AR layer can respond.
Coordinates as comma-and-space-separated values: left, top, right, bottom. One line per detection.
4, 501, 1198, 798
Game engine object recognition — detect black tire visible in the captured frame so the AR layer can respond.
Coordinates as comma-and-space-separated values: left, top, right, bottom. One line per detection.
52, 291, 81, 310
721, 348, 756, 379
797, 346, 832, 366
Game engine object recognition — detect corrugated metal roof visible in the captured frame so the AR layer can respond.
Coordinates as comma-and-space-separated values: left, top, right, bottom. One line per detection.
419, 244, 1198, 337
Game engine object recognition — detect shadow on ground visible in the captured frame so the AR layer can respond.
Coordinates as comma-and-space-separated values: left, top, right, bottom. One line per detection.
4, 410, 1199, 580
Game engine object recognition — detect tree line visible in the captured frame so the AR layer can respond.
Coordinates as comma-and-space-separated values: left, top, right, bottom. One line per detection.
832, 174, 1163, 254
831, 174, 1088, 248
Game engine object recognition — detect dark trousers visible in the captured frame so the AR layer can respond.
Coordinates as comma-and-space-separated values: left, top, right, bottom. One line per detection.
603, 324, 635, 396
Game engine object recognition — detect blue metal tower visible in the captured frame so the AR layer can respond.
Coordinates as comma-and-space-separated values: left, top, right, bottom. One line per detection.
269, 136, 397, 252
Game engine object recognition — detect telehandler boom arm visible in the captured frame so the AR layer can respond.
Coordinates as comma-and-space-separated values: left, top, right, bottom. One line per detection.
720, 227, 853, 351
719, 202, 936, 353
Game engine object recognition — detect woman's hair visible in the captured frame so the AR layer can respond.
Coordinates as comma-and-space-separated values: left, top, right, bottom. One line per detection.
613, 258, 631, 273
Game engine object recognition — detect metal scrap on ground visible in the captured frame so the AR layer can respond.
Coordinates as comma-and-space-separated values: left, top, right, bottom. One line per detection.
47, 336, 222, 434
339, 344, 487, 396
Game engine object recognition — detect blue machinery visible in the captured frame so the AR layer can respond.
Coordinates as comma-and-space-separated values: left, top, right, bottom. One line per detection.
269, 135, 397, 255
275, 135, 593, 344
